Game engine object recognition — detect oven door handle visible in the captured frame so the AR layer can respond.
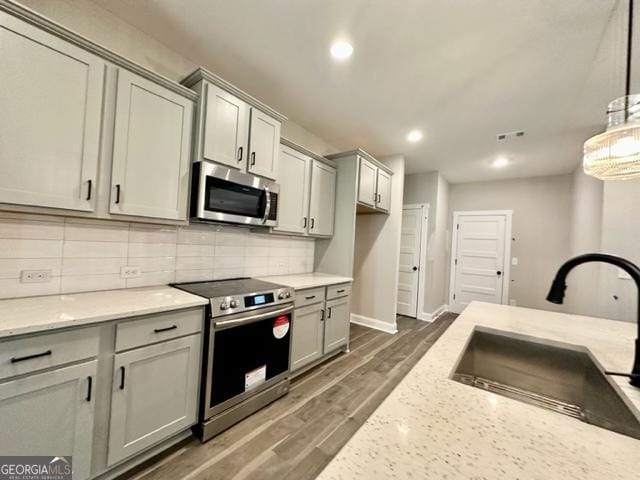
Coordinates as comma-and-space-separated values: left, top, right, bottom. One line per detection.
262, 185, 271, 224
213, 305, 293, 329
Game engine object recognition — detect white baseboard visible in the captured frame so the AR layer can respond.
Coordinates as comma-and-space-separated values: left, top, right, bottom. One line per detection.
350, 313, 398, 334
420, 304, 448, 322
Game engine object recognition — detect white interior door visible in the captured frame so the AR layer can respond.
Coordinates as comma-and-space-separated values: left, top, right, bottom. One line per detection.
450, 212, 511, 313
397, 206, 425, 317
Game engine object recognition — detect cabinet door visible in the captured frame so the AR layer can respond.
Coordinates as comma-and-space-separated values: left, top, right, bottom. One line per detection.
0, 361, 97, 480
108, 334, 201, 466
0, 13, 104, 212
308, 161, 337, 237
357, 157, 377, 207
324, 296, 350, 353
248, 109, 281, 180
110, 69, 193, 221
202, 83, 250, 169
375, 169, 392, 212
274, 146, 311, 235
291, 303, 325, 372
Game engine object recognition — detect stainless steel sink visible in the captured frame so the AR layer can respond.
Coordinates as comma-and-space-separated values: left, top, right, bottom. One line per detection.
451, 327, 640, 440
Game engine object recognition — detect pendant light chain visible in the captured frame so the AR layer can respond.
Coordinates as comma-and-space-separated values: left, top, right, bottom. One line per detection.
624, 0, 633, 121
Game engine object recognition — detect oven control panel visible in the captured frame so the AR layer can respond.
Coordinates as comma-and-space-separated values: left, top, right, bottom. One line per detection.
211, 287, 295, 317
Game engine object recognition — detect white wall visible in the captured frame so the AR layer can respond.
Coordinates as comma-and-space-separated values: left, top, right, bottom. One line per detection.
448, 174, 573, 311
17, 0, 338, 156
564, 167, 604, 316
351, 156, 405, 332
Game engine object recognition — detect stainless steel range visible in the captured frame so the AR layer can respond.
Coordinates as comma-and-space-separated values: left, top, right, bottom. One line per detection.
172, 278, 295, 441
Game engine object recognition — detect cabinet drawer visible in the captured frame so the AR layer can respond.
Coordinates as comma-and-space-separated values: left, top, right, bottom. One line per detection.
0, 327, 99, 381
327, 283, 351, 300
294, 287, 326, 308
115, 308, 203, 352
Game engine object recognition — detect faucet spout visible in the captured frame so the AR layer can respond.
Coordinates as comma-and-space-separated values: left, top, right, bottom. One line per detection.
546, 253, 640, 388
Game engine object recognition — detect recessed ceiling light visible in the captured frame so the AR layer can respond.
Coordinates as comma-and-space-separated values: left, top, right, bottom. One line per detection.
330, 41, 353, 60
492, 157, 510, 168
407, 129, 423, 143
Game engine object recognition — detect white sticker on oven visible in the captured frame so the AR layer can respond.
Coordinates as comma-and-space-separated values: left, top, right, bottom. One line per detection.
273, 316, 290, 339
245, 365, 266, 392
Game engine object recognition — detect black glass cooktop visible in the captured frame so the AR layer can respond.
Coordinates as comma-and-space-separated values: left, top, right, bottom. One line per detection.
172, 278, 284, 299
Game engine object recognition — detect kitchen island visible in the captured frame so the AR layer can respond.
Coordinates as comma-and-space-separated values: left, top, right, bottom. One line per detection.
317, 302, 640, 479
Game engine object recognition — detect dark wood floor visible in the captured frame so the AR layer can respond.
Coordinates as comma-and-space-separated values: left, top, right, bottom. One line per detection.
125, 313, 456, 480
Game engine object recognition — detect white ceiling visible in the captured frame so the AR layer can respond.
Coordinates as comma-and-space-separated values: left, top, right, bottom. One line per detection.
91, 0, 629, 183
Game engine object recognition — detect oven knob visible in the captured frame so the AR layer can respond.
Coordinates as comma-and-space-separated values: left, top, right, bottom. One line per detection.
230, 299, 238, 308
285, 291, 291, 298
278, 292, 285, 300
220, 302, 228, 310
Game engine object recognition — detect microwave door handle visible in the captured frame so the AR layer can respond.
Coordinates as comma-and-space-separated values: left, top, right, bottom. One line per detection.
262, 186, 271, 224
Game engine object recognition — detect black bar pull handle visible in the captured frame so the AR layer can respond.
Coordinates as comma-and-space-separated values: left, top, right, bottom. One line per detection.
320, 309, 325, 321
305, 295, 316, 300
115, 184, 121, 204
86, 376, 93, 402
337, 289, 345, 294
237, 146, 243, 162
86, 179, 93, 201
303, 217, 307, 228
310, 218, 315, 229
154, 325, 177, 333
251, 152, 256, 166
11, 350, 52, 363
328, 307, 332, 318
119, 366, 126, 390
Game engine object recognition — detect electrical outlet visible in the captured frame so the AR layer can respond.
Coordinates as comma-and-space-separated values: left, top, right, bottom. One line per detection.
511, 257, 518, 266
20, 270, 52, 283
120, 266, 141, 279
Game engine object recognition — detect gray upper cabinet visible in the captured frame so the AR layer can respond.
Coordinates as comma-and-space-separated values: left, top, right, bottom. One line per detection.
0, 12, 104, 212
375, 169, 392, 212
108, 334, 201, 466
357, 157, 378, 207
182, 68, 286, 181
110, 69, 194, 221
275, 145, 312, 234
201, 83, 250, 170
0, 360, 97, 480
248, 109, 281, 180
309, 161, 337, 237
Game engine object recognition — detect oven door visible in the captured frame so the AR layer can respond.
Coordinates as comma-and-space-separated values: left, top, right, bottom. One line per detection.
192, 161, 278, 227
204, 304, 293, 419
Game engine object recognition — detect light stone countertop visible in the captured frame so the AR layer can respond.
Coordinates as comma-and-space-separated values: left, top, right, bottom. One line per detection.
0, 286, 208, 338
317, 302, 640, 480
257, 272, 353, 290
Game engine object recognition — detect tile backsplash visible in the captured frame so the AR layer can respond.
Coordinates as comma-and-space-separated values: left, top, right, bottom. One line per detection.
0, 212, 315, 299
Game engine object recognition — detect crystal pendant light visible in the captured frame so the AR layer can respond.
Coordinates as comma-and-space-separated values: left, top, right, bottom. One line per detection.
583, 0, 640, 180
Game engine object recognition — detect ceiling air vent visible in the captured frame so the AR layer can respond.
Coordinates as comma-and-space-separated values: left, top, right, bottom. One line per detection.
496, 130, 525, 141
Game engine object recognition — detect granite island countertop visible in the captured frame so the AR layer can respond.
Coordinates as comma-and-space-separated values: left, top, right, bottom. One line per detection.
317, 302, 640, 479
0, 286, 208, 338
257, 272, 352, 290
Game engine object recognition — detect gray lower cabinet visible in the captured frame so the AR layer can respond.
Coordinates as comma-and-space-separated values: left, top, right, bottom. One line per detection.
290, 284, 351, 373
324, 296, 351, 352
0, 360, 98, 480
107, 333, 201, 466
290, 303, 325, 371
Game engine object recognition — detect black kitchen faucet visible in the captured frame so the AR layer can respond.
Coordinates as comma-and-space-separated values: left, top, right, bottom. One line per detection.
546, 253, 640, 388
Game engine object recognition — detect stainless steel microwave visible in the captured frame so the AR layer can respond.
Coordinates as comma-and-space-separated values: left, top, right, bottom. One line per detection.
191, 161, 279, 227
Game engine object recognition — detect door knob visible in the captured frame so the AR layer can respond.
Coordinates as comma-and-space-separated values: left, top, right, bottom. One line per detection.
412, 266, 418, 271
497, 271, 502, 276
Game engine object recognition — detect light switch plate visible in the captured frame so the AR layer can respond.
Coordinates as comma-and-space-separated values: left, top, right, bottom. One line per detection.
20, 270, 52, 283
120, 266, 141, 279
